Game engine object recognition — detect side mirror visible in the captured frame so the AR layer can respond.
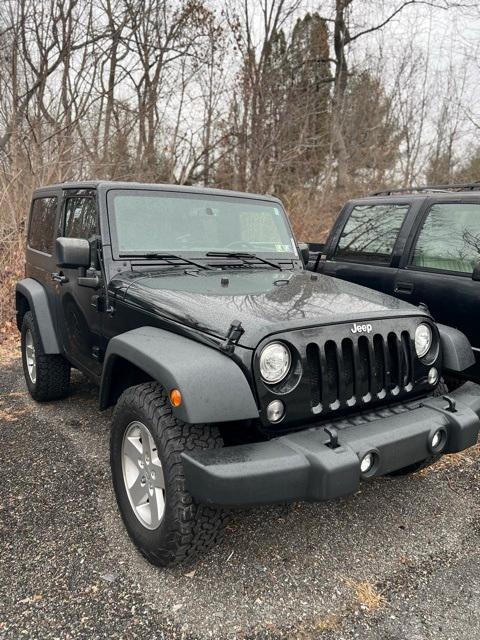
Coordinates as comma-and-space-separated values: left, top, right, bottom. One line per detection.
56, 237, 91, 268
473, 261, 480, 282
298, 242, 310, 266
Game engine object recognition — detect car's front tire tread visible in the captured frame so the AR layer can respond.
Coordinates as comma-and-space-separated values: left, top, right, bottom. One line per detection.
111, 382, 229, 566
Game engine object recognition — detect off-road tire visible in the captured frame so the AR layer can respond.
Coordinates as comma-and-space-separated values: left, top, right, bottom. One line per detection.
21, 311, 70, 402
110, 382, 229, 567
389, 381, 448, 476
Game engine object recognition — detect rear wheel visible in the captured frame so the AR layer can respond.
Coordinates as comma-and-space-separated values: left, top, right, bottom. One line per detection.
21, 311, 70, 402
110, 382, 229, 566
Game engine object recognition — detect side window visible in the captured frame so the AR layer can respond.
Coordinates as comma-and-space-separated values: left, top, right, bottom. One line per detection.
64, 197, 97, 239
335, 203, 409, 264
411, 202, 480, 274
28, 197, 58, 254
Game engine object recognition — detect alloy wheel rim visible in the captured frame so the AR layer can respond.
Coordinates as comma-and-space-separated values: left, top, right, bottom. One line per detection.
121, 421, 165, 530
25, 329, 36, 383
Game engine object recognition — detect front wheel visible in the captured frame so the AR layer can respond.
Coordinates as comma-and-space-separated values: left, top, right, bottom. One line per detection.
110, 382, 229, 566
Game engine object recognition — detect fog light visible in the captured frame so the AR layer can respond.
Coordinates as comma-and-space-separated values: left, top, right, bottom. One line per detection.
266, 399, 285, 423
431, 431, 441, 448
360, 452, 374, 474
430, 429, 445, 451
428, 367, 439, 385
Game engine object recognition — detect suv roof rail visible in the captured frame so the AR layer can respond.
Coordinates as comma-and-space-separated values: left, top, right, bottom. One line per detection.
371, 182, 480, 196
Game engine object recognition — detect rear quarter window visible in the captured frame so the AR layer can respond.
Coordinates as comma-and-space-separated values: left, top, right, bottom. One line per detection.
335, 203, 409, 264
28, 197, 58, 254
411, 202, 480, 274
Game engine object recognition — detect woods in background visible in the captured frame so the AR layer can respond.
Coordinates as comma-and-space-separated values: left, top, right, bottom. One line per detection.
0, 0, 479, 325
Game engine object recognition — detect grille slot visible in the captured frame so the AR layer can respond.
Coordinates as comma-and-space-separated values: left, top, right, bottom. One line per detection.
306, 343, 321, 410
341, 338, 355, 401
307, 330, 414, 414
324, 340, 339, 408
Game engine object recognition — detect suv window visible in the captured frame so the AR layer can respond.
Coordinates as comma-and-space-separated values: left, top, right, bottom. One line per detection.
64, 197, 97, 239
411, 203, 480, 274
335, 203, 409, 264
28, 197, 57, 254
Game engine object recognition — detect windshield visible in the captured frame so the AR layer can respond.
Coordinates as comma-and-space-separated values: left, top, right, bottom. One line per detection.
107, 189, 297, 257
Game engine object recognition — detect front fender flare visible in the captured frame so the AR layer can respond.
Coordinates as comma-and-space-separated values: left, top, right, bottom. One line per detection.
16, 278, 60, 353
100, 327, 259, 424
438, 323, 475, 372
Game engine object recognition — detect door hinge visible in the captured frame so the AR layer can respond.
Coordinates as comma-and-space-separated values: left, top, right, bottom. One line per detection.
91, 294, 114, 315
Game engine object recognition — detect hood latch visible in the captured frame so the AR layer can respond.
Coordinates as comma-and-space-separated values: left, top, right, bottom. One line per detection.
220, 319, 244, 354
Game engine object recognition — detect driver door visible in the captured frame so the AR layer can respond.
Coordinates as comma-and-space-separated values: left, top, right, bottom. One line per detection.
54, 193, 103, 379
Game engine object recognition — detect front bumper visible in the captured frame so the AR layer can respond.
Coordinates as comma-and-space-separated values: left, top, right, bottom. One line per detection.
182, 383, 480, 506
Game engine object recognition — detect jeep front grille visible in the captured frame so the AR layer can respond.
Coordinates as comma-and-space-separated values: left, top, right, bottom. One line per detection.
305, 330, 414, 414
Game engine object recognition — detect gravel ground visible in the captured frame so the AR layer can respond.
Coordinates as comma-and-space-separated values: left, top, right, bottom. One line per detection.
0, 346, 479, 639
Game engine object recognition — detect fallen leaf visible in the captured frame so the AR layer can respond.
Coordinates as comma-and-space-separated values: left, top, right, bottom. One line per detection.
19, 594, 43, 604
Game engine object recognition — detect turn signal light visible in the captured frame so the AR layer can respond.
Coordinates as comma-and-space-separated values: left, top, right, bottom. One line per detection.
169, 388, 182, 407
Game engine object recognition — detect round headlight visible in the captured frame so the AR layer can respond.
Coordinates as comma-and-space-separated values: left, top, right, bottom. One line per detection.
415, 323, 432, 358
259, 342, 291, 384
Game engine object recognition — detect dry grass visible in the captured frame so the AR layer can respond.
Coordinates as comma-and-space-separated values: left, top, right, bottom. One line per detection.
313, 613, 342, 632
290, 613, 342, 639
0, 327, 19, 365
345, 578, 387, 612
0, 243, 24, 328
418, 443, 480, 476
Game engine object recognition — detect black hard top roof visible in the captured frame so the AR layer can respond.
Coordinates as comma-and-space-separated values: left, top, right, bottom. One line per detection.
32, 180, 282, 203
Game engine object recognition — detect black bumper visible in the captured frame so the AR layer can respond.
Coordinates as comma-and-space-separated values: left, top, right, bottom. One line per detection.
182, 384, 480, 506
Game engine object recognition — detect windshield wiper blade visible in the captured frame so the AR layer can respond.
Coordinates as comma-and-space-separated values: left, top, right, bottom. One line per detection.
119, 252, 214, 271
206, 251, 282, 270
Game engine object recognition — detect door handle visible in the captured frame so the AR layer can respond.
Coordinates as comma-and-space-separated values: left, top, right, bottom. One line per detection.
51, 272, 69, 284
394, 281, 414, 294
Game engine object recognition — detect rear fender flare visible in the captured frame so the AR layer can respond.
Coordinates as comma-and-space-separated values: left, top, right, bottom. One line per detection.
100, 327, 259, 424
15, 278, 60, 353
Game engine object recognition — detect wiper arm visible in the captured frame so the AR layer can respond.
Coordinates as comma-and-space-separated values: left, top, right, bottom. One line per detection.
206, 251, 282, 271
119, 252, 214, 271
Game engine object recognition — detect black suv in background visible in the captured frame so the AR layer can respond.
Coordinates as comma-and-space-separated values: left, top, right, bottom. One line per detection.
15, 181, 480, 566
309, 184, 480, 384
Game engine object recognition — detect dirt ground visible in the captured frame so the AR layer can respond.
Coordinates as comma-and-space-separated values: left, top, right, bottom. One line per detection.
0, 341, 479, 639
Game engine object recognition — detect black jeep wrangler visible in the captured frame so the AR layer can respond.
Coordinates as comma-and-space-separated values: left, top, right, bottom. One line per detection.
16, 181, 480, 566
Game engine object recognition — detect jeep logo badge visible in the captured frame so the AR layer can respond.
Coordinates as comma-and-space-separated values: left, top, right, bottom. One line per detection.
351, 322, 373, 334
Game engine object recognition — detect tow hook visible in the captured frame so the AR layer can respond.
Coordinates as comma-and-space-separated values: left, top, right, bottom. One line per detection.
442, 395, 457, 413
324, 426, 340, 449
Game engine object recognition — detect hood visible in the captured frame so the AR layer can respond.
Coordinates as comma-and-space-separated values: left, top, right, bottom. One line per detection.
112, 268, 424, 349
